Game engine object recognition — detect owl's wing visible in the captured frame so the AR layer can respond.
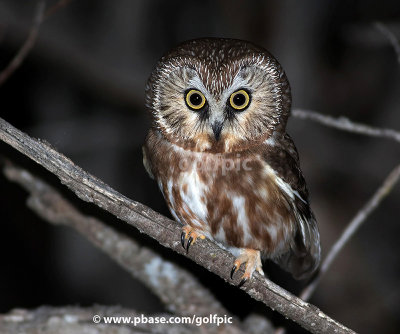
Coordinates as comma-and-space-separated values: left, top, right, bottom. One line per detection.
262, 134, 321, 279
142, 145, 155, 180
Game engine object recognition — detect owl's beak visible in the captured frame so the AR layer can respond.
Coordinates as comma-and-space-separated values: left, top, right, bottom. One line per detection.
211, 121, 223, 141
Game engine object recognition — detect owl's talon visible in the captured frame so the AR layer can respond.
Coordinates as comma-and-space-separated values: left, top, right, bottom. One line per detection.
186, 236, 193, 252
230, 264, 238, 279
181, 225, 205, 253
231, 249, 263, 285
238, 277, 248, 288
181, 232, 186, 249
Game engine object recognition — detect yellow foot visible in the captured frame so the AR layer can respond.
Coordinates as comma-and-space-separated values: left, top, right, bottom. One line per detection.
230, 249, 264, 287
181, 225, 205, 253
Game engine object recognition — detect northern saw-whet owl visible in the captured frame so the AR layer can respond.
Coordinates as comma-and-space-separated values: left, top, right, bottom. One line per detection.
143, 38, 320, 285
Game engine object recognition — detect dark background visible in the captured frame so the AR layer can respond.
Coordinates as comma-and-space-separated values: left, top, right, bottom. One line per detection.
1, 1, 399, 333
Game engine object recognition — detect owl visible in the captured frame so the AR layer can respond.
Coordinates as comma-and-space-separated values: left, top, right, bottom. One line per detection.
143, 38, 320, 285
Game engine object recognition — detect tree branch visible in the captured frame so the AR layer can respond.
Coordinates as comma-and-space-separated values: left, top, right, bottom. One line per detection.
0, 117, 355, 333
300, 163, 400, 302
2, 162, 230, 319
275, 163, 400, 334
0, 1, 46, 86
45, 0, 74, 18
292, 109, 400, 144
374, 21, 400, 66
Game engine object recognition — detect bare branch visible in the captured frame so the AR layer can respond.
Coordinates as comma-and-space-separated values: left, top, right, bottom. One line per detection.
300, 163, 400, 302
375, 21, 400, 65
292, 109, 400, 143
0, 117, 355, 333
0, 16, 142, 109
2, 162, 230, 318
0, 1, 46, 86
0, 0, 75, 86
45, 0, 74, 18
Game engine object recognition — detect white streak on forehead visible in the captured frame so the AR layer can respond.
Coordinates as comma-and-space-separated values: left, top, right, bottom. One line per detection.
187, 75, 207, 93
227, 73, 249, 92
187, 73, 217, 109
217, 70, 250, 104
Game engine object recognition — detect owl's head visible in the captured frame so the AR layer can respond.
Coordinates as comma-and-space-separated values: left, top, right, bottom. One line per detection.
146, 38, 291, 152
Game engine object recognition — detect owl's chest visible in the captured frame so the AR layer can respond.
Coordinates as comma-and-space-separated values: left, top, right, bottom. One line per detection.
146, 134, 295, 250
160, 154, 223, 229
157, 148, 277, 229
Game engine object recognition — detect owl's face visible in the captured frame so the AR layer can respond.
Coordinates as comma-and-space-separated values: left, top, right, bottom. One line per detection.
146, 39, 291, 152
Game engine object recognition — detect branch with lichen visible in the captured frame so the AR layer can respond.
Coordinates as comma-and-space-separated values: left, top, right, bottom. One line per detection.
2, 161, 230, 319
0, 118, 355, 334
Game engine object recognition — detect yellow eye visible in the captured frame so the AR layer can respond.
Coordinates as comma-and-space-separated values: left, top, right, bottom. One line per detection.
229, 89, 250, 110
185, 89, 206, 110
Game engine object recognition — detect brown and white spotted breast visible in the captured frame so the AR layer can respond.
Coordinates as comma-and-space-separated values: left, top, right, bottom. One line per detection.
144, 129, 298, 258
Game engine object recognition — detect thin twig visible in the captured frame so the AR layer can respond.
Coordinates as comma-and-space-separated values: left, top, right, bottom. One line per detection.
45, 0, 74, 19
2, 162, 231, 319
275, 163, 400, 334
374, 21, 400, 65
292, 109, 400, 143
0, 15, 142, 109
300, 163, 400, 302
0, 117, 355, 334
0, 1, 46, 86
276, 27, 400, 334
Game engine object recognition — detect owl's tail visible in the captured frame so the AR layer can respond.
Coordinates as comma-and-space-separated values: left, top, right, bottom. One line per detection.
275, 211, 321, 280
